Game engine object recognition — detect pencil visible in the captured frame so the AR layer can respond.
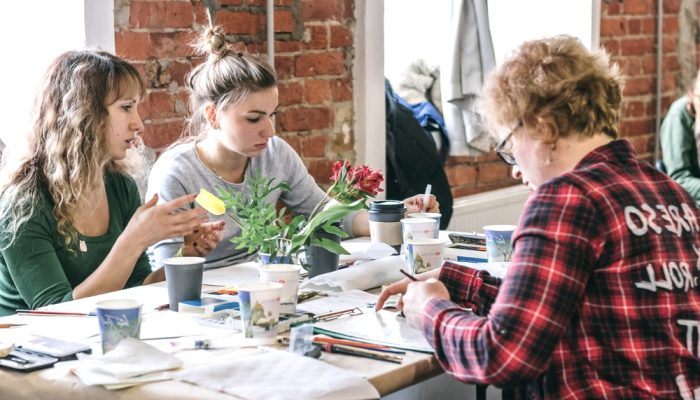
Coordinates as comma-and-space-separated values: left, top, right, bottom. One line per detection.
0, 323, 25, 328
313, 336, 406, 354
399, 269, 418, 281
325, 343, 403, 363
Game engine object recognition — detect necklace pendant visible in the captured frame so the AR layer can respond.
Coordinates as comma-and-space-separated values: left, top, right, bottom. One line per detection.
79, 240, 87, 252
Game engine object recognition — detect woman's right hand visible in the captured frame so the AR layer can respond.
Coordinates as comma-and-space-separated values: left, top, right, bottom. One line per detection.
375, 278, 412, 311
125, 193, 207, 250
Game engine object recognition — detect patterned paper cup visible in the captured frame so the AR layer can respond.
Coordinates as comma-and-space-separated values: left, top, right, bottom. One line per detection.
401, 217, 439, 243
483, 225, 517, 262
258, 264, 301, 315
96, 299, 142, 354
238, 282, 283, 343
405, 238, 446, 275
407, 213, 442, 235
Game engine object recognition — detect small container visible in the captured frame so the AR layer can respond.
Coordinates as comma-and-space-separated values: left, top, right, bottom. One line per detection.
368, 200, 406, 251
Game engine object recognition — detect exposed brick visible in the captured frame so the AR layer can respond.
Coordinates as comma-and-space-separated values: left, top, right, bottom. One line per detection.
620, 118, 654, 137
663, 0, 681, 14
305, 79, 331, 103
445, 165, 477, 186
150, 31, 197, 58
330, 78, 352, 101
274, 10, 295, 33
140, 91, 177, 120
169, 61, 193, 87
623, 100, 646, 118
477, 162, 510, 184
275, 0, 293, 5
280, 135, 302, 154
129, 1, 193, 29
623, 77, 654, 97
218, 0, 243, 4
275, 40, 302, 53
301, 134, 329, 157
301, 0, 343, 20
330, 25, 353, 48
278, 81, 304, 106
142, 120, 185, 150
623, 0, 652, 15
278, 107, 333, 131
218, 11, 264, 35
627, 18, 642, 35
295, 52, 345, 77
307, 159, 335, 184
303, 25, 328, 50
604, 1, 622, 15
274, 55, 295, 79
663, 15, 679, 34
601, 18, 625, 36
341, 0, 354, 20
115, 31, 150, 60
600, 39, 620, 56
641, 17, 656, 34
620, 38, 654, 56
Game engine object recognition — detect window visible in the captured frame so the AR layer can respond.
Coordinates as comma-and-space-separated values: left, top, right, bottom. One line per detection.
0, 0, 114, 151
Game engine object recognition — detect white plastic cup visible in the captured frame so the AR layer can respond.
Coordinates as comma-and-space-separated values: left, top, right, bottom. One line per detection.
237, 282, 283, 343
258, 264, 301, 315
405, 238, 446, 275
483, 225, 517, 262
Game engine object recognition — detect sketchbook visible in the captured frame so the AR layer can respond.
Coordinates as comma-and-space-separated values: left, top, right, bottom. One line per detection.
313, 309, 434, 353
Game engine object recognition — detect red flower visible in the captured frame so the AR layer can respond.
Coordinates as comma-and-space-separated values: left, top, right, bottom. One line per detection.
327, 160, 384, 204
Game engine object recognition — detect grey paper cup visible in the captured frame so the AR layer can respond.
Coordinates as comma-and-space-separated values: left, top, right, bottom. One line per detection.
163, 256, 205, 311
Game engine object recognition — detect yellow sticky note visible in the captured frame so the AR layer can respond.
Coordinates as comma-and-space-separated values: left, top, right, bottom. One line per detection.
195, 188, 226, 216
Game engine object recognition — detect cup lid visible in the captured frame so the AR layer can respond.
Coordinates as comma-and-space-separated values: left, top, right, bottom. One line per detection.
369, 200, 406, 212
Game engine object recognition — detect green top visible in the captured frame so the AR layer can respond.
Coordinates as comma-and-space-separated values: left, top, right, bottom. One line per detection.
0, 171, 151, 316
660, 95, 700, 202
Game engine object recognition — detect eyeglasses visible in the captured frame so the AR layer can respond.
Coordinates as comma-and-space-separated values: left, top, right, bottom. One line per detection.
495, 124, 520, 166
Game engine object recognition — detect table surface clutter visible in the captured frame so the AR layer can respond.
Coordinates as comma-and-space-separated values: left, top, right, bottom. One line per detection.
0, 238, 464, 400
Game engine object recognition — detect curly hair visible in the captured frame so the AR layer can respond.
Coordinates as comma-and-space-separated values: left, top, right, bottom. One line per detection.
0, 50, 145, 251
184, 25, 277, 139
480, 35, 623, 143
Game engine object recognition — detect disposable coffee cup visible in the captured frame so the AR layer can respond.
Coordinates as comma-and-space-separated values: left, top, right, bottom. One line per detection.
401, 217, 439, 243
163, 256, 205, 311
405, 238, 446, 275
407, 212, 442, 235
369, 200, 406, 252
259, 264, 301, 315
96, 299, 142, 354
483, 225, 517, 262
238, 282, 283, 344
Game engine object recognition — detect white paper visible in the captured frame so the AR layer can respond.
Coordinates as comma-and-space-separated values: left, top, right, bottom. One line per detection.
202, 262, 261, 286
174, 350, 379, 400
301, 256, 405, 292
339, 241, 397, 263
297, 290, 378, 315
313, 310, 434, 353
72, 338, 182, 387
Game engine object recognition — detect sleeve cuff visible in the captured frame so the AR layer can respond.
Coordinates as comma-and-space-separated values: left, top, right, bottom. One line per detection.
422, 298, 461, 346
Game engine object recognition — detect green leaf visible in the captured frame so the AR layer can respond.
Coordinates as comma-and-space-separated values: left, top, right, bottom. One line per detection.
313, 237, 350, 255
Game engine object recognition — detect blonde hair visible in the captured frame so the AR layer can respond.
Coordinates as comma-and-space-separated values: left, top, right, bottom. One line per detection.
0, 50, 145, 250
184, 25, 277, 139
480, 35, 623, 142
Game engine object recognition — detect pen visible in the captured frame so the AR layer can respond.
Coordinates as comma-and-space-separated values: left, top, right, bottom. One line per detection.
399, 269, 418, 281
15, 310, 95, 317
0, 323, 25, 329
154, 303, 170, 311
421, 184, 432, 212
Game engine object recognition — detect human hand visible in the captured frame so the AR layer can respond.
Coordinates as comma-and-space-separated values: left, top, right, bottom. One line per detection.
402, 278, 450, 329
404, 194, 439, 214
183, 221, 226, 257
375, 278, 412, 311
125, 193, 207, 250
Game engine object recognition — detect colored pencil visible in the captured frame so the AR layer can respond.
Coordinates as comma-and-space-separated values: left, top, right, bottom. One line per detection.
15, 310, 95, 317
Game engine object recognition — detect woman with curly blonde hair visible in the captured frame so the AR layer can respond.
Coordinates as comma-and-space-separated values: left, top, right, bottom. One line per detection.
378, 36, 700, 398
0, 50, 216, 316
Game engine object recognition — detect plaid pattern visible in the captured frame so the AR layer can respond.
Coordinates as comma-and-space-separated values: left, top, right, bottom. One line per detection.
422, 140, 700, 399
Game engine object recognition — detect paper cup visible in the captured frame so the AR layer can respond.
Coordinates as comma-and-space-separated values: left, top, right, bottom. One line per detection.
163, 256, 205, 311
483, 225, 517, 262
401, 217, 439, 243
96, 299, 142, 354
258, 264, 301, 315
238, 282, 283, 343
405, 238, 446, 275
407, 213, 442, 235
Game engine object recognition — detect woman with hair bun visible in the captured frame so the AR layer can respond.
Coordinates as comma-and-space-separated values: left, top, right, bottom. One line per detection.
0, 50, 219, 316
146, 26, 438, 269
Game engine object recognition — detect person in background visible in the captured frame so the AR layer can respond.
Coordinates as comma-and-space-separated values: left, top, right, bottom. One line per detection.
660, 69, 700, 202
377, 36, 700, 398
146, 25, 438, 270
0, 50, 223, 316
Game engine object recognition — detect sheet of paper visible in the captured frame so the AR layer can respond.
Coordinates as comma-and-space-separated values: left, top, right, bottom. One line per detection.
301, 255, 406, 293
202, 262, 260, 286
313, 309, 434, 353
296, 290, 378, 315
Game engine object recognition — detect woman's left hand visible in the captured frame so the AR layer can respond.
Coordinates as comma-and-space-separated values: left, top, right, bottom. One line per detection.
402, 278, 450, 329
404, 194, 439, 214
183, 221, 226, 257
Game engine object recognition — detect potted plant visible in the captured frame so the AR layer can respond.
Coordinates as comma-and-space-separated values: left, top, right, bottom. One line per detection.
217, 161, 383, 264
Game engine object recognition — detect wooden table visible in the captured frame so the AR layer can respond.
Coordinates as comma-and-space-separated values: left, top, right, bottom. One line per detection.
0, 261, 443, 399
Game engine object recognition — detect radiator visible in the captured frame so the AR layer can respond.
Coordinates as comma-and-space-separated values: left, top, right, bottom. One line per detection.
446, 185, 531, 233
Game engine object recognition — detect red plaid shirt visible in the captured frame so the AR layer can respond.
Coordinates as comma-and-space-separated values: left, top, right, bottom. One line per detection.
423, 140, 700, 399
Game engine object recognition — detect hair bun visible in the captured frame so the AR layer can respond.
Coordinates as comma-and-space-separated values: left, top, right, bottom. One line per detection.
208, 30, 227, 56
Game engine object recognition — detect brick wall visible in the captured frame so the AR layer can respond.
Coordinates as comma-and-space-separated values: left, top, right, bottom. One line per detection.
115, 0, 354, 187
114, 0, 700, 198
